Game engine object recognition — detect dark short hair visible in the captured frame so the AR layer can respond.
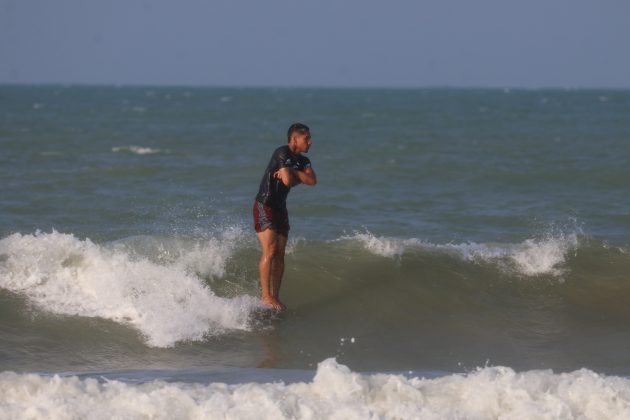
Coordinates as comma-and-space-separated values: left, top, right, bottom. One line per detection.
287, 123, 310, 143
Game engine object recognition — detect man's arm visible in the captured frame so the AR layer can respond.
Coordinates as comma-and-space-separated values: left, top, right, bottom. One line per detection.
295, 167, 317, 186
274, 167, 317, 187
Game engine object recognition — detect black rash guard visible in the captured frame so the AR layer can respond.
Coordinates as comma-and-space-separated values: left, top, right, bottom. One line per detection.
255, 145, 311, 210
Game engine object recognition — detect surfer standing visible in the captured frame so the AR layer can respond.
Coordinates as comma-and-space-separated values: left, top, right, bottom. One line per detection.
253, 123, 316, 310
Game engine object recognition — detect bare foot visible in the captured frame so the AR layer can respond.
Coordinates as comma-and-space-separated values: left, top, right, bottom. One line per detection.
261, 296, 285, 311
276, 299, 287, 311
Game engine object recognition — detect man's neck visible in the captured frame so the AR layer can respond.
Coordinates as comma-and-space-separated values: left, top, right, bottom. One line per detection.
288, 143, 300, 156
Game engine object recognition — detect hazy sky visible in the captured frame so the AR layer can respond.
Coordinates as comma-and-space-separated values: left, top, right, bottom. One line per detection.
2, 0, 629, 88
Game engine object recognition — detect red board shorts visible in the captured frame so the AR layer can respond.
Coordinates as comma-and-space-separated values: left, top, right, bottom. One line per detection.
253, 200, 290, 237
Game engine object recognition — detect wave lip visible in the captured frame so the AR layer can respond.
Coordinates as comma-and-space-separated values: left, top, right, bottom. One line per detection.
0, 231, 258, 347
2, 359, 630, 419
341, 230, 580, 277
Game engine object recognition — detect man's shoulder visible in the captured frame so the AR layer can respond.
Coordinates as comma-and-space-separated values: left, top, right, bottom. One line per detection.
273, 145, 291, 156
271, 145, 310, 168
272, 145, 294, 166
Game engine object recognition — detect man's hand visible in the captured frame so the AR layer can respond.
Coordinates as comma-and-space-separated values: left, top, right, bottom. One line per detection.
274, 168, 299, 187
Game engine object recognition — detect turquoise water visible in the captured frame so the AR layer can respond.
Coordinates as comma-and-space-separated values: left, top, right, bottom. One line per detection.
1, 85, 630, 379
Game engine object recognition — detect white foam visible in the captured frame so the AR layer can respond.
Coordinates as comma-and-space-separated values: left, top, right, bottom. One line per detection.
2, 359, 630, 419
342, 231, 579, 277
112, 145, 166, 155
340, 232, 407, 258
440, 234, 578, 277
0, 231, 259, 347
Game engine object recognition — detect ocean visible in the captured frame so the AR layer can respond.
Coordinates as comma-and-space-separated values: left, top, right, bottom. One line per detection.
1, 85, 630, 418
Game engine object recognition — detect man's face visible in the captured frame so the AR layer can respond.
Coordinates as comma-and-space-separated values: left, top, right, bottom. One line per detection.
293, 132, 312, 153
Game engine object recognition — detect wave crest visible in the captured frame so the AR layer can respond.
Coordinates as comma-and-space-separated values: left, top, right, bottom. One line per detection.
340, 230, 580, 277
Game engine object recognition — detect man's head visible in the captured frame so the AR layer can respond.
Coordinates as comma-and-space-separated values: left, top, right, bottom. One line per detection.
287, 122, 312, 153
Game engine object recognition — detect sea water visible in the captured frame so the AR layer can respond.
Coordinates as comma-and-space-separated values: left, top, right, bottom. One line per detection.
1, 85, 630, 418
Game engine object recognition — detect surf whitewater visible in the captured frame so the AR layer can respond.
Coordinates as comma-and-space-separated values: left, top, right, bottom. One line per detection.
2, 228, 629, 357
3, 358, 630, 419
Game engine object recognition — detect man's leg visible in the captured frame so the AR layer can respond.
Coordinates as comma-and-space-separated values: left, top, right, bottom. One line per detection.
256, 228, 284, 310
271, 233, 287, 309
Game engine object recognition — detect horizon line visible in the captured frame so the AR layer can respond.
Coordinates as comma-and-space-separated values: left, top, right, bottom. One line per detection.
1, 81, 629, 92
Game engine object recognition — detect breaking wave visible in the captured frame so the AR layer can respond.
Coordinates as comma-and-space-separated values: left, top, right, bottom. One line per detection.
0, 231, 259, 347
1, 227, 628, 352
340, 229, 580, 277
2, 358, 630, 419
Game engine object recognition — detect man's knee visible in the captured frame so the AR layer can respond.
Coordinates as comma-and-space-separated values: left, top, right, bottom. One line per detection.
265, 244, 285, 261
262, 243, 281, 258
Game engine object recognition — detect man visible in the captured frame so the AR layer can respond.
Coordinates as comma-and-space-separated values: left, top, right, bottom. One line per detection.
253, 123, 317, 310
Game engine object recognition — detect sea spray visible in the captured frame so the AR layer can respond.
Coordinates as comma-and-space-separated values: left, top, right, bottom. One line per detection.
110, 225, 250, 279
